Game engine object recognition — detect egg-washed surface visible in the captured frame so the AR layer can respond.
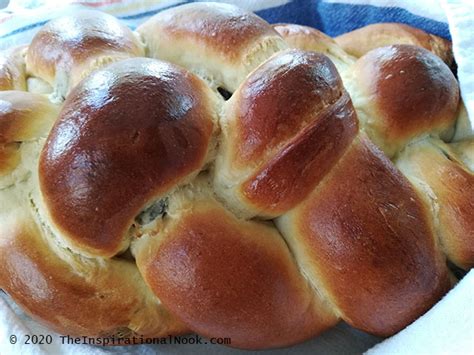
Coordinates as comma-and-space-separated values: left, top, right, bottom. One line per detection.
0, 2, 472, 350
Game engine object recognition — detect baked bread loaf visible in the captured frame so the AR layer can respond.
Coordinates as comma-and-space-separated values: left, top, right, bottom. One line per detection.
0, 2, 472, 350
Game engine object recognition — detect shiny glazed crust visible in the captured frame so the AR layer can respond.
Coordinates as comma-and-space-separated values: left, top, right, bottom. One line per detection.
26, 10, 144, 97
137, 2, 287, 92
0, 2, 472, 350
39, 58, 218, 257
351, 45, 459, 157
276, 135, 451, 335
135, 189, 338, 349
214, 49, 358, 218
0, 204, 188, 337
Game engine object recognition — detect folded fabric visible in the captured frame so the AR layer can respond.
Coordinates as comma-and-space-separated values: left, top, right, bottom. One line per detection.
367, 270, 474, 355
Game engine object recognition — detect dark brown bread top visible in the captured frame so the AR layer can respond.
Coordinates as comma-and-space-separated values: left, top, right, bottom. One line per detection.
136, 198, 338, 349
281, 135, 450, 335
240, 93, 357, 216
39, 58, 216, 257
233, 50, 343, 164
26, 10, 143, 88
138, 2, 278, 61
353, 44, 459, 155
218, 49, 358, 217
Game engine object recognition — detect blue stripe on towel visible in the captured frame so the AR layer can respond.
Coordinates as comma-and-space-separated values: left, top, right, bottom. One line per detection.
255, 0, 451, 39
0, 20, 48, 39
315, 1, 450, 39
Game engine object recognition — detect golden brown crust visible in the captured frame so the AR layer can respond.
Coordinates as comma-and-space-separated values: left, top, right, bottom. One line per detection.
335, 23, 453, 65
396, 139, 474, 269
273, 23, 339, 52
233, 50, 343, 165
0, 45, 27, 91
277, 135, 450, 336
136, 196, 338, 349
273, 23, 355, 71
147, 3, 277, 61
0, 206, 187, 337
215, 49, 358, 218
39, 58, 217, 257
0, 91, 59, 144
138, 2, 286, 92
0, 91, 59, 177
352, 44, 459, 156
26, 10, 144, 96
0, 5, 469, 349
240, 93, 357, 216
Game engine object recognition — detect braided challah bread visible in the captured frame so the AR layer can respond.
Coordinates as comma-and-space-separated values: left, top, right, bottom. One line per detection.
0, 2, 472, 350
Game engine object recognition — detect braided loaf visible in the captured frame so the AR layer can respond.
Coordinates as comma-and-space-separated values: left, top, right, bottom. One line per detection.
0, 2, 472, 350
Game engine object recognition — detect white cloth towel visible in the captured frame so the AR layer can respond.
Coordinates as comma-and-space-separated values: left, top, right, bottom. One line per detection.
367, 271, 474, 355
